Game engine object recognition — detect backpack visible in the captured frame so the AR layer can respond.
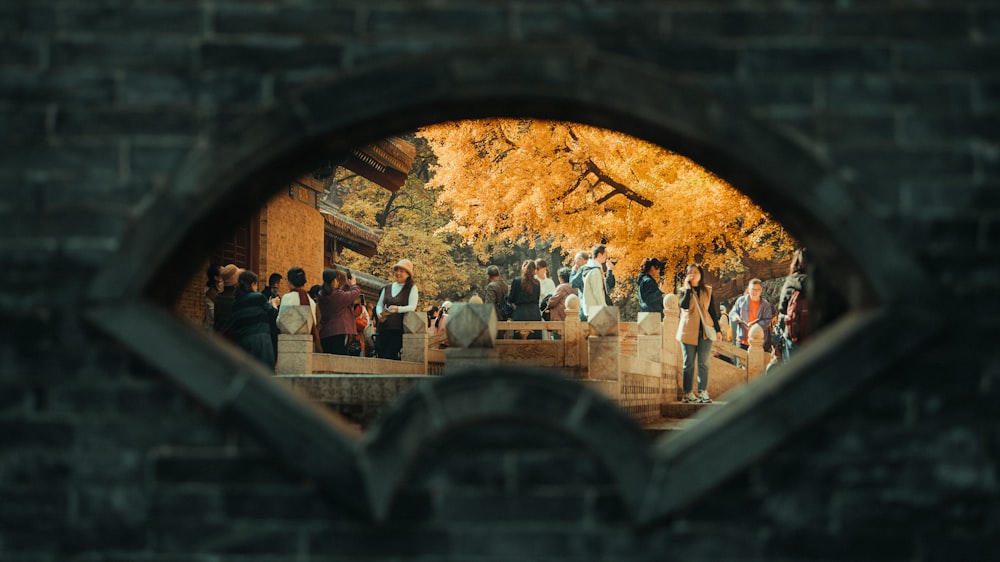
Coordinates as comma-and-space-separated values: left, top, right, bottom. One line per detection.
784, 289, 809, 343
500, 294, 515, 320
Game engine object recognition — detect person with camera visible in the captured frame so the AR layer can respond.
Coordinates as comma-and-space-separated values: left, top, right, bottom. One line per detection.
317, 268, 361, 356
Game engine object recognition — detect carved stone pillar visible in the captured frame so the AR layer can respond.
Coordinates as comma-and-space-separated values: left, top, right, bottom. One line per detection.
661, 293, 681, 401
637, 311, 662, 363
401, 311, 427, 366
444, 303, 497, 374
276, 334, 313, 375
587, 306, 620, 385
747, 323, 768, 379
563, 294, 582, 368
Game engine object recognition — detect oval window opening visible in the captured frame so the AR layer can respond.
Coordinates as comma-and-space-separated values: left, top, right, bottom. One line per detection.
165, 118, 849, 437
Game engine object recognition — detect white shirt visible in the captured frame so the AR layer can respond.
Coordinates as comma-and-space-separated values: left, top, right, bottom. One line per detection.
536, 275, 557, 304
279, 291, 317, 323
582, 259, 606, 319
375, 282, 419, 317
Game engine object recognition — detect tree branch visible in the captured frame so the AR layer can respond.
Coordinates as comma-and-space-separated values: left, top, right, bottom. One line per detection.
584, 160, 654, 208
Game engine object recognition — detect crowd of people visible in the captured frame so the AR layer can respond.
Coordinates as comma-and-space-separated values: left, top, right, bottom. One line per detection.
203, 247, 811, 394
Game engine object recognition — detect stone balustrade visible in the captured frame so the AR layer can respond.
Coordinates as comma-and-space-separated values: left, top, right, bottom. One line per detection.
276, 293, 769, 420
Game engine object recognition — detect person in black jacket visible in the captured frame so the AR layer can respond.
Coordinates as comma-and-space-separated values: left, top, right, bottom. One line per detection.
509, 260, 542, 340
636, 257, 667, 319
225, 270, 277, 369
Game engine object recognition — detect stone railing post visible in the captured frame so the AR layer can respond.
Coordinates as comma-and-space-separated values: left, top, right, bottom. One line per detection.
444, 303, 498, 374
563, 294, 582, 368
661, 293, 681, 401
587, 306, 620, 386
401, 311, 427, 368
636, 311, 662, 363
274, 307, 316, 375
276, 334, 313, 374
747, 324, 768, 379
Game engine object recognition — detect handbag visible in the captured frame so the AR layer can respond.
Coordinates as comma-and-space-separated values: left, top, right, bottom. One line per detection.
690, 289, 717, 342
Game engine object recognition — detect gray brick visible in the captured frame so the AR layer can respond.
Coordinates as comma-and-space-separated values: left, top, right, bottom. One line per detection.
0, 452, 72, 486
51, 37, 191, 71
154, 454, 284, 486
369, 7, 507, 37
518, 6, 661, 41
832, 147, 975, 181
900, 111, 1000, 144
827, 76, 972, 112
985, 217, 1000, 250
0, 39, 42, 68
822, 9, 969, 40
744, 46, 891, 75
0, 3, 56, 32
0, 106, 47, 141
900, 45, 1000, 73
199, 41, 344, 71
817, 113, 896, 145
198, 72, 263, 105
0, 142, 118, 174
214, 6, 355, 36
223, 489, 340, 520
131, 144, 190, 175
606, 43, 739, 73
0, 71, 115, 103
0, 487, 69, 520
121, 72, 196, 105
77, 485, 149, 524
0, 384, 29, 414
155, 521, 300, 554
978, 78, 1000, 110
671, 10, 817, 40
56, 107, 200, 136
513, 450, 613, 489
974, 7, 1000, 39
57, 4, 203, 34
0, 421, 74, 452
893, 215, 981, 254
437, 490, 586, 523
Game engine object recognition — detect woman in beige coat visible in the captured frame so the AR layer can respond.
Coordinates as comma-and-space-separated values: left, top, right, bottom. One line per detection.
676, 264, 723, 403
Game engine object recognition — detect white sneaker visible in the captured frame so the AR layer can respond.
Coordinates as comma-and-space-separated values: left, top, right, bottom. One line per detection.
697, 390, 712, 403
682, 392, 698, 403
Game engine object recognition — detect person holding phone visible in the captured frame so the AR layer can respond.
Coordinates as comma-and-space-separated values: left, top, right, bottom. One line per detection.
317, 268, 361, 356
676, 264, 722, 404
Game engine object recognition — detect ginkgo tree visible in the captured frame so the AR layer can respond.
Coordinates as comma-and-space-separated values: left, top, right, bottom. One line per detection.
418, 119, 793, 285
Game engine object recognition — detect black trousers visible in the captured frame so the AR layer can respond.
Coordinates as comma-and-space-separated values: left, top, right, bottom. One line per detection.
376, 329, 403, 360
321, 334, 351, 356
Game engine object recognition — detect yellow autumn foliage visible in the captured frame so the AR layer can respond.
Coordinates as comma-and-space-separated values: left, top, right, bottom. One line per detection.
418, 119, 792, 280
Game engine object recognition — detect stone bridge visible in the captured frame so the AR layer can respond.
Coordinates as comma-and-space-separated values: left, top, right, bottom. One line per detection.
279, 296, 770, 430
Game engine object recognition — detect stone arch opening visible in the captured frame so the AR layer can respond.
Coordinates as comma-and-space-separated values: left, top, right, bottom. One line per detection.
87, 53, 935, 523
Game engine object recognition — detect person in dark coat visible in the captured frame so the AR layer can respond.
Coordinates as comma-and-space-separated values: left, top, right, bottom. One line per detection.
225, 270, 277, 369
213, 263, 240, 340
509, 259, 542, 339
637, 257, 666, 319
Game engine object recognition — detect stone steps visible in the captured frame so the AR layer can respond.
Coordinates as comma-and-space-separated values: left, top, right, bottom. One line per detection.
642, 401, 727, 439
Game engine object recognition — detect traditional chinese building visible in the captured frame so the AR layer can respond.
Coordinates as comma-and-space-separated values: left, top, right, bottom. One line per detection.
174, 136, 416, 326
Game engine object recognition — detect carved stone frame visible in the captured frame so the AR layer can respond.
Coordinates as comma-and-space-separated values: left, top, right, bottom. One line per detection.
86, 51, 937, 524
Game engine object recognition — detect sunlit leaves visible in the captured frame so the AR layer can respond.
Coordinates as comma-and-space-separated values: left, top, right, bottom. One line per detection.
418, 119, 792, 283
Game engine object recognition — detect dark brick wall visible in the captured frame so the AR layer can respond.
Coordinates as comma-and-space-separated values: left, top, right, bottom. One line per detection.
1, 1, 998, 560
